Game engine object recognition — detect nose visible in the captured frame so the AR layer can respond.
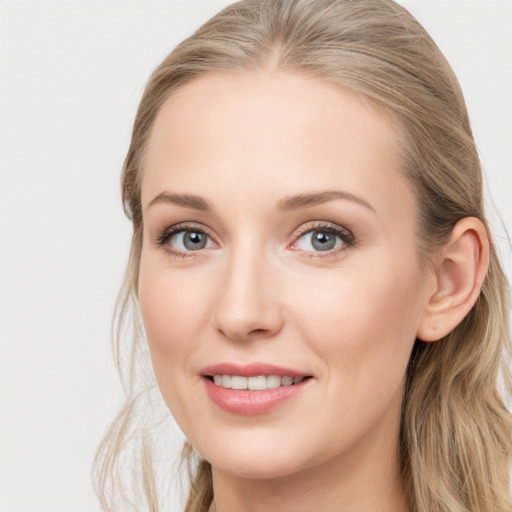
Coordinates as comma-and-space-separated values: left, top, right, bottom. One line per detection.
212, 245, 284, 342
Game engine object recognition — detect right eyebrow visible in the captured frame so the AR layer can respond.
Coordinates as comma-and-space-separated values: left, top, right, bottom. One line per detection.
146, 192, 212, 212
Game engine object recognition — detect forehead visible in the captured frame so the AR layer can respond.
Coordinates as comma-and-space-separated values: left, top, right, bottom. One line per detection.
141, 71, 413, 220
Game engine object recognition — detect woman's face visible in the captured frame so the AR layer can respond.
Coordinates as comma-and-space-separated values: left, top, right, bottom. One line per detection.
138, 71, 433, 479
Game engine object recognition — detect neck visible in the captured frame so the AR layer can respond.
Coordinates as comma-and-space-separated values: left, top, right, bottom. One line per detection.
209, 429, 409, 512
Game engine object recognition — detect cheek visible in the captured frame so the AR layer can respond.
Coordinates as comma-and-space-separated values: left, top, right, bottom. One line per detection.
138, 252, 207, 390
138, 260, 213, 431
292, 260, 422, 384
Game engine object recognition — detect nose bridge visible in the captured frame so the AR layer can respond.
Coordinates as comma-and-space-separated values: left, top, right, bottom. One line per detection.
213, 235, 283, 341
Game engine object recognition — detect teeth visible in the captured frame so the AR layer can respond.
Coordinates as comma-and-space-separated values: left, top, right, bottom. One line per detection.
266, 375, 281, 389
281, 376, 293, 386
212, 375, 306, 390
248, 376, 266, 390
221, 375, 232, 389
231, 376, 248, 389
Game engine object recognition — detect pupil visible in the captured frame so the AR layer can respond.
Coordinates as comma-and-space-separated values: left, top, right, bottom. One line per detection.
184, 231, 206, 250
312, 231, 335, 251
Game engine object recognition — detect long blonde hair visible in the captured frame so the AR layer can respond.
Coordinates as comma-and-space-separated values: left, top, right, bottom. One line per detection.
93, 1, 512, 511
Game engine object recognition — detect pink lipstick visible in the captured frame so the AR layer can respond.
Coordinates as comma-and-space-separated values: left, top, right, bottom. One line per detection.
200, 362, 312, 415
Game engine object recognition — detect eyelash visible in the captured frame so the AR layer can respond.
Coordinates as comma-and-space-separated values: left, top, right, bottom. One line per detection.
291, 222, 355, 258
154, 222, 212, 259
153, 221, 356, 259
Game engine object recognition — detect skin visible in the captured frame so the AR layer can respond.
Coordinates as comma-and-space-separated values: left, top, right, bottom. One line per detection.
138, 71, 437, 512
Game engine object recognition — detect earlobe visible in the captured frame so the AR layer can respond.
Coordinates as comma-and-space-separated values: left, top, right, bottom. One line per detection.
416, 217, 489, 342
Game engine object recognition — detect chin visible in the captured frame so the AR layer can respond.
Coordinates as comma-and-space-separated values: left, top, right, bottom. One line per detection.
193, 432, 321, 480
210, 455, 304, 480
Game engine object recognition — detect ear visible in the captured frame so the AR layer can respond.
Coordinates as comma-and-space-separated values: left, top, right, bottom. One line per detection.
416, 217, 489, 342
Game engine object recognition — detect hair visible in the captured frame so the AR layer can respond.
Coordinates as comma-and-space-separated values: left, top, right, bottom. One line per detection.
93, 1, 512, 511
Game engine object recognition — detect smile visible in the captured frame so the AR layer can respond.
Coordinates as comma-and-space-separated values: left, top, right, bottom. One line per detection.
211, 375, 307, 390
200, 363, 313, 415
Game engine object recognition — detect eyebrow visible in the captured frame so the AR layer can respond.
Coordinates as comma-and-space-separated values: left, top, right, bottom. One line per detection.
147, 192, 212, 212
146, 190, 375, 214
276, 190, 375, 213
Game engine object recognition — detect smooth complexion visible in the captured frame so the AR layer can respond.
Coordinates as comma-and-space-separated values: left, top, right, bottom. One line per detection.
138, 71, 436, 512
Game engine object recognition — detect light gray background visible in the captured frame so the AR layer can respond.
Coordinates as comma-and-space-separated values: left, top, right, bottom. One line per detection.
0, 1, 510, 511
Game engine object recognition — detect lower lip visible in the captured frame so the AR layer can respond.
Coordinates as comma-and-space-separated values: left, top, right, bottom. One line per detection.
203, 377, 310, 415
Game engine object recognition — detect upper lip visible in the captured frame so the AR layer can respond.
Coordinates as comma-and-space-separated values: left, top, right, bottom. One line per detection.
200, 362, 310, 378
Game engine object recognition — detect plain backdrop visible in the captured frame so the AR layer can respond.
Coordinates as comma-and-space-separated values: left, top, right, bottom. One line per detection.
0, 1, 511, 511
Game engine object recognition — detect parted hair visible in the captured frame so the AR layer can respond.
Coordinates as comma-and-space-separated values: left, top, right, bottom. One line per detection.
93, 1, 512, 511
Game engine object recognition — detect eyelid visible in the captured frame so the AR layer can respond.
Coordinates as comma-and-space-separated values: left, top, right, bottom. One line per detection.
289, 221, 356, 256
292, 221, 353, 239
153, 221, 218, 257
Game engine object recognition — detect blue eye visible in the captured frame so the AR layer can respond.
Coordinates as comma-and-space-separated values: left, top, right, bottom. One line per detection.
155, 222, 354, 258
293, 225, 354, 253
155, 224, 215, 256
169, 229, 214, 252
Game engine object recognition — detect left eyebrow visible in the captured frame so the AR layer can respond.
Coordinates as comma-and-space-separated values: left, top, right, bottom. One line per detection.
276, 190, 375, 213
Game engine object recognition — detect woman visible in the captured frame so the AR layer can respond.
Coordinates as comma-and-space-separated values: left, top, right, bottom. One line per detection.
94, 0, 512, 511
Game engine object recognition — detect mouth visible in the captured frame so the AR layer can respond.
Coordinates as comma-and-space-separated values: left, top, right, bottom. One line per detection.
205, 374, 310, 390
200, 363, 313, 415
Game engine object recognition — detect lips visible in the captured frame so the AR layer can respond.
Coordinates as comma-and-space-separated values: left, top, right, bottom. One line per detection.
201, 362, 309, 378
200, 362, 312, 415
